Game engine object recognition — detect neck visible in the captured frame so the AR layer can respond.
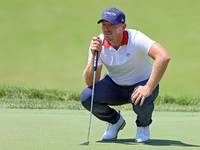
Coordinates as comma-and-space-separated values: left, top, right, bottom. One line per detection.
110, 34, 123, 50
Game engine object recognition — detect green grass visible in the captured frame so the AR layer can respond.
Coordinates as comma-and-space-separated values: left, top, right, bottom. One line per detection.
0, 2, 199, 149
0, 85, 80, 101
0, 86, 199, 112
0, 0, 200, 97
0, 109, 199, 150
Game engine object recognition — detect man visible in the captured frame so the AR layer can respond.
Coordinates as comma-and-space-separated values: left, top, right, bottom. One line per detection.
80, 8, 170, 143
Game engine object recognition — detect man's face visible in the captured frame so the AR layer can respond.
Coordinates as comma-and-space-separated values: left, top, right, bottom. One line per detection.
101, 20, 126, 42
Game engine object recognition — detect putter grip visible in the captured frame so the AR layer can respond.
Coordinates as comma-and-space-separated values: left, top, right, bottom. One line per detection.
93, 51, 98, 71
93, 37, 99, 71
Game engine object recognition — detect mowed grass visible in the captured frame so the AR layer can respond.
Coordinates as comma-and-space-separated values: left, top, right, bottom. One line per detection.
0, 109, 199, 150
0, 0, 200, 96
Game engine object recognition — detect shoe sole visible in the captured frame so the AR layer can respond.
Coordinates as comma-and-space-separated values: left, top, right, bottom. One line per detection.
135, 139, 150, 143
102, 120, 126, 141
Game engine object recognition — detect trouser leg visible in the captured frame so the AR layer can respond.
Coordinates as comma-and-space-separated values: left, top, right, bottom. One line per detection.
81, 75, 159, 126
132, 85, 159, 127
80, 75, 130, 124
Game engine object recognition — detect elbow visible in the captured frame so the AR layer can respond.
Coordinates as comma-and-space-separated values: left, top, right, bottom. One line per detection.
85, 81, 93, 87
165, 54, 171, 64
83, 73, 93, 87
85, 77, 99, 87
85, 77, 100, 87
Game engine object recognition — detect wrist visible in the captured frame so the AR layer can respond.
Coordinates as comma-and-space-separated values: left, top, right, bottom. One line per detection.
145, 82, 154, 94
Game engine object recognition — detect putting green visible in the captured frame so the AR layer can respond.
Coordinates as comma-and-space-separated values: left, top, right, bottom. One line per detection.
0, 109, 199, 150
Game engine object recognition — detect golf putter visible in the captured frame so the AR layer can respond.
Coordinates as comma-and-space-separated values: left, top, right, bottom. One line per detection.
79, 38, 99, 145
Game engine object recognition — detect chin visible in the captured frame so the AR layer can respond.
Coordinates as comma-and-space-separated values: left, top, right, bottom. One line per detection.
104, 36, 112, 41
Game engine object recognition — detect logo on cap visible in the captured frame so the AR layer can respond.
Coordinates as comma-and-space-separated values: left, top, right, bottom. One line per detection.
103, 11, 117, 17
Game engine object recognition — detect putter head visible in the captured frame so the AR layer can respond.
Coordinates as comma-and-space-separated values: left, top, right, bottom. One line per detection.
79, 141, 89, 145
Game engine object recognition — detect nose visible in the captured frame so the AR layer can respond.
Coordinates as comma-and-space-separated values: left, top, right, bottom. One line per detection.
104, 25, 110, 31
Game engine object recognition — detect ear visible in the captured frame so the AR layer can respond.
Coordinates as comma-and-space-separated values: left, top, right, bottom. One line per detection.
123, 23, 127, 30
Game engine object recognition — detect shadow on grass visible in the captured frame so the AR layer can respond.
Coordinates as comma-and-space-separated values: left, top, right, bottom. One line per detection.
97, 139, 200, 147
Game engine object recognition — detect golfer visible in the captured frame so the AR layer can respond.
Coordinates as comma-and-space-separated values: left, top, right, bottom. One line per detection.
81, 8, 170, 143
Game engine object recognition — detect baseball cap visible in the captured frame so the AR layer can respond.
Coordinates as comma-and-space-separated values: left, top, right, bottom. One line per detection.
97, 8, 125, 25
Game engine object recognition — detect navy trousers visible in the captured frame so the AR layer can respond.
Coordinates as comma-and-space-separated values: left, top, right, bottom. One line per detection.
80, 75, 159, 127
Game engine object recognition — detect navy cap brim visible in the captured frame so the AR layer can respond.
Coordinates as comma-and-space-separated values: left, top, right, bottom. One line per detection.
97, 19, 120, 25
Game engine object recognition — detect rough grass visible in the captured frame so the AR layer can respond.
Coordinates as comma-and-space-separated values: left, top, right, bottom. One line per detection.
0, 86, 199, 112
0, 85, 80, 101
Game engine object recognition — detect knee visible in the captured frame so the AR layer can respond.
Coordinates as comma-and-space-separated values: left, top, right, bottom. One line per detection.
133, 104, 154, 116
80, 88, 92, 110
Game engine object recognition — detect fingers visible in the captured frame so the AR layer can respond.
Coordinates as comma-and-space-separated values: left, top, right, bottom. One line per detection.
90, 37, 102, 55
131, 86, 147, 106
92, 37, 100, 41
92, 37, 102, 48
131, 87, 140, 104
140, 96, 145, 106
131, 93, 144, 106
132, 93, 142, 105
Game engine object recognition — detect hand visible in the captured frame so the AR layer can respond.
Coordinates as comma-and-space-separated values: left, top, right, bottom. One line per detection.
90, 37, 102, 55
131, 85, 152, 106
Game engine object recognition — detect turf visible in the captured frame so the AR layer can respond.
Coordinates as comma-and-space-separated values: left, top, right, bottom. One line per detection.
0, 0, 200, 96
0, 109, 199, 150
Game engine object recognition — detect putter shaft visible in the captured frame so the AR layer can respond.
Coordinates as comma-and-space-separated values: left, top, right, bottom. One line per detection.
80, 50, 98, 146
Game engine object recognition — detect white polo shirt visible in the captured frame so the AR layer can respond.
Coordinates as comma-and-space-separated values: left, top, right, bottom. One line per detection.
88, 29, 155, 86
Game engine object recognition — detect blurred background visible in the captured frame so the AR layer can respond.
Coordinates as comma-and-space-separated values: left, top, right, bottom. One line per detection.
0, 0, 199, 97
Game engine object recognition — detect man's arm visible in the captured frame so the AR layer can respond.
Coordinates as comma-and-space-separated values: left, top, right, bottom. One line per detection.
83, 62, 102, 87
131, 42, 170, 106
83, 37, 102, 87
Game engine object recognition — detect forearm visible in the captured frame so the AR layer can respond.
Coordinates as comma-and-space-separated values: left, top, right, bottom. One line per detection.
146, 57, 170, 93
83, 57, 102, 86
84, 37, 102, 86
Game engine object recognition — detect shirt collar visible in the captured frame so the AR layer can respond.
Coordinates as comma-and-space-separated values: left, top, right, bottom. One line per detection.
103, 30, 128, 48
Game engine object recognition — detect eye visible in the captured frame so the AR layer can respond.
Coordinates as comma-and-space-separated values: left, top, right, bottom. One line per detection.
110, 24, 116, 28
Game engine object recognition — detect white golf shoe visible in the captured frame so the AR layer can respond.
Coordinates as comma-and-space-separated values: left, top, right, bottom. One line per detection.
102, 114, 126, 141
135, 126, 150, 143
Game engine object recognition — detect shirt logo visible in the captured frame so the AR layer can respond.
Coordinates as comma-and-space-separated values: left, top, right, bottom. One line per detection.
126, 53, 131, 57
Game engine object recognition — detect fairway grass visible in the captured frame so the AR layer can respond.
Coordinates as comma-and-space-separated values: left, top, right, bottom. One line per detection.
0, 109, 199, 150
